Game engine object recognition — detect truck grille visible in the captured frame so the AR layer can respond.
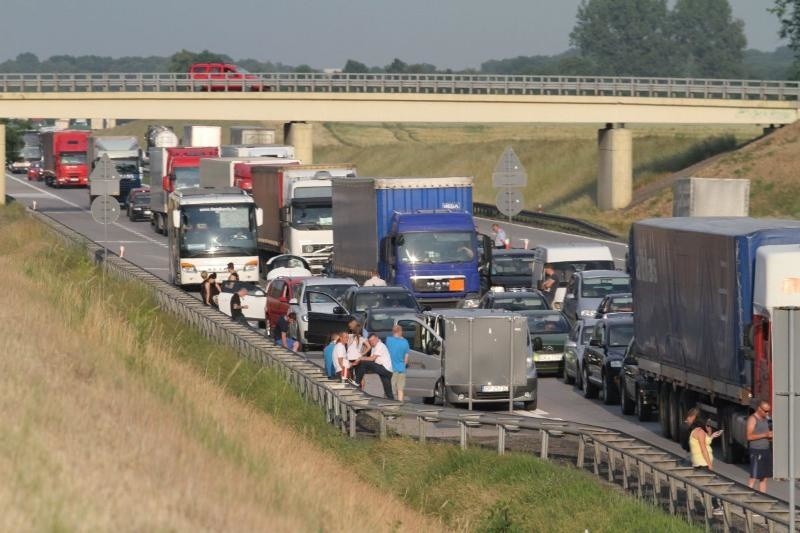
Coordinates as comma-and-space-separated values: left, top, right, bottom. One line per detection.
412, 277, 466, 293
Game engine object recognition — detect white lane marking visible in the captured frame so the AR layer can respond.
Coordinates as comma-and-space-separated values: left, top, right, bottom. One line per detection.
514, 409, 563, 420
9, 192, 50, 198
475, 216, 628, 248
96, 240, 153, 244
6, 174, 167, 248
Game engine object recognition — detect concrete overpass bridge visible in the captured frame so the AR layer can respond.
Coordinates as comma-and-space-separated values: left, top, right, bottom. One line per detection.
2, 72, 799, 208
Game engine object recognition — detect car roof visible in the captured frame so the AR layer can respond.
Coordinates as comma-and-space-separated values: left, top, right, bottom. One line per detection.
270, 276, 310, 286
348, 286, 412, 294
427, 308, 519, 319
491, 290, 544, 299
575, 270, 628, 279
517, 310, 566, 317
605, 292, 633, 299
366, 308, 420, 317
492, 249, 537, 258
301, 276, 357, 286
600, 315, 634, 326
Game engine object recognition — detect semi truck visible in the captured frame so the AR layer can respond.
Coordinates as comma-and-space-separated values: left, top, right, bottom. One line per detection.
40, 130, 90, 187
87, 136, 143, 206
332, 177, 491, 305
146, 125, 179, 152
198, 157, 299, 191
183, 125, 221, 148
251, 164, 355, 272
627, 217, 800, 462
220, 145, 295, 159
149, 146, 219, 234
229, 126, 275, 145
167, 188, 263, 285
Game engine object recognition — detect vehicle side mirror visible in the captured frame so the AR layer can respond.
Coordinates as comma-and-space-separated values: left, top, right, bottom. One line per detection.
280, 206, 290, 222
532, 337, 543, 351
255, 207, 263, 227
171, 209, 181, 229
333, 306, 346, 315
288, 298, 298, 305
589, 338, 602, 347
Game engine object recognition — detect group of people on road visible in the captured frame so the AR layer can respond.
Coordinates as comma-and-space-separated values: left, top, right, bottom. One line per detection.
322, 321, 410, 402
679, 400, 774, 516
199, 262, 253, 326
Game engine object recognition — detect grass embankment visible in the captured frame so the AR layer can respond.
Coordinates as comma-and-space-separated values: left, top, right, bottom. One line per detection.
0, 207, 698, 531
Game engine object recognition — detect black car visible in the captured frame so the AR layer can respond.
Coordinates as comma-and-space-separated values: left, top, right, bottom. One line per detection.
339, 286, 421, 324
483, 248, 537, 292
362, 307, 420, 341
477, 290, 549, 312
595, 292, 633, 319
619, 338, 657, 421
127, 193, 152, 221
581, 316, 634, 404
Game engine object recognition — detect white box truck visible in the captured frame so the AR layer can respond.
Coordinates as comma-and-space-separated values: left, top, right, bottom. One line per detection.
220, 144, 295, 159
183, 125, 222, 148
199, 157, 300, 190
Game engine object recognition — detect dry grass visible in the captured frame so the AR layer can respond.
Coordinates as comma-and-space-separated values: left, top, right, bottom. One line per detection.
0, 207, 439, 532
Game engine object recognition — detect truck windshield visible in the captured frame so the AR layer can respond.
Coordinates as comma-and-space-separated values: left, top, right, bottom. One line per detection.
179, 204, 257, 258
114, 159, 140, 175
399, 232, 475, 264
608, 324, 634, 347
60, 152, 86, 165
174, 167, 200, 189
21, 147, 41, 160
581, 277, 630, 298
492, 255, 535, 276
292, 204, 333, 229
528, 313, 571, 335
133, 195, 151, 206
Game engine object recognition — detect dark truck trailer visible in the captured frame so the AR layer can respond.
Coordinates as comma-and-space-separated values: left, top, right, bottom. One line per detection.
628, 217, 800, 462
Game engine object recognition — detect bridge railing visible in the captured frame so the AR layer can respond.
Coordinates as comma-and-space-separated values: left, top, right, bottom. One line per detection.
0, 72, 799, 100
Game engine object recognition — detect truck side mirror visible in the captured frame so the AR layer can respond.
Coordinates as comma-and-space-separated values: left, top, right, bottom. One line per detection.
280, 206, 290, 222
171, 209, 181, 229
255, 207, 263, 227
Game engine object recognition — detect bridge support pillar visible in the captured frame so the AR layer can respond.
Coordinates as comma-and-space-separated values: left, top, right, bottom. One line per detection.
89, 118, 116, 130
284, 121, 313, 164
597, 123, 632, 210
0, 123, 5, 205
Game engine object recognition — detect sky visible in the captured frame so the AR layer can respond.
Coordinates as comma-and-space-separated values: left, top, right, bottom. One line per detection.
0, 0, 785, 68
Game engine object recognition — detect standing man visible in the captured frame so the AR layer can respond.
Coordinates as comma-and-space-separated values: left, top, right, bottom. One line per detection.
230, 286, 249, 325
353, 334, 395, 400
273, 312, 301, 352
386, 325, 410, 402
540, 263, 561, 306
746, 400, 773, 492
491, 223, 508, 249
363, 269, 387, 287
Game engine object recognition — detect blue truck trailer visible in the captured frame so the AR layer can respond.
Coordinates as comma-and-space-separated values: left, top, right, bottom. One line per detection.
626, 217, 800, 462
332, 177, 491, 305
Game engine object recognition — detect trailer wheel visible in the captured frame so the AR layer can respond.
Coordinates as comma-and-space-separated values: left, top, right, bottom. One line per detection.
720, 409, 745, 463
668, 388, 681, 442
659, 385, 672, 438
602, 372, 617, 405
562, 361, 574, 385
635, 389, 651, 421
620, 377, 635, 415
582, 367, 598, 399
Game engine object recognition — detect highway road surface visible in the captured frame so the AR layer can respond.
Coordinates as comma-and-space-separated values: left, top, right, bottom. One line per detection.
5, 172, 793, 503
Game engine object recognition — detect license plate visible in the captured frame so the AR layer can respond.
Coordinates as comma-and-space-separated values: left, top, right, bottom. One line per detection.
70, 178, 78, 181
534, 353, 564, 362
482, 385, 509, 392
449, 278, 465, 291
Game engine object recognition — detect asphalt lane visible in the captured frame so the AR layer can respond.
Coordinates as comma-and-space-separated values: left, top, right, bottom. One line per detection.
6, 172, 792, 502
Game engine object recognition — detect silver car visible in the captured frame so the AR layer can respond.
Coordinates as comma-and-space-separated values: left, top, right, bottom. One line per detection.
562, 270, 630, 323
562, 318, 597, 389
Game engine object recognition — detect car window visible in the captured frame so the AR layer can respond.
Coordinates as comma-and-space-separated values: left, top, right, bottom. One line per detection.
527, 313, 571, 334
355, 291, 416, 311
367, 312, 396, 333
397, 319, 437, 355
608, 324, 634, 347
569, 323, 580, 342
268, 280, 284, 298
210, 66, 222, 73
192, 66, 207, 73
492, 295, 546, 311
609, 296, 634, 312
581, 277, 631, 298
304, 283, 354, 302
581, 326, 594, 344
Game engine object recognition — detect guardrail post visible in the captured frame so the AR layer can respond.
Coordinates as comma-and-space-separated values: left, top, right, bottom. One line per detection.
622, 454, 630, 490
459, 421, 468, 450
497, 425, 506, 455
607, 448, 615, 483
539, 429, 549, 460
593, 442, 601, 476
668, 477, 677, 515
379, 412, 387, 440
348, 407, 357, 438
418, 416, 426, 443
685, 482, 693, 524
637, 461, 645, 500
577, 436, 585, 468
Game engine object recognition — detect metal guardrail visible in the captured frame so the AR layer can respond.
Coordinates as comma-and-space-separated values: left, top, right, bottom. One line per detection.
27, 207, 796, 532
473, 202, 623, 241
0, 72, 799, 101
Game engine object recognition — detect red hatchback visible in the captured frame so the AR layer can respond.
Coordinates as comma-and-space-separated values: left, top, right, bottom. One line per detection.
188, 62, 267, 92
264, 276, 308, 331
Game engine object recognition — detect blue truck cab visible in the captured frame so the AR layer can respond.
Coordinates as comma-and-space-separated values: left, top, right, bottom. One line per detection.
333, 177, 491, 306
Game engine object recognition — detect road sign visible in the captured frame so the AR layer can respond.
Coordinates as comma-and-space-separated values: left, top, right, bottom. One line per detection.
89, 153, 121, 196
90, 195, 121, 225
495, 189, 524, 218
492, 147, 527, 188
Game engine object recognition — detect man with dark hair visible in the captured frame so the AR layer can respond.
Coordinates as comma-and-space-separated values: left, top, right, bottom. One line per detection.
273, 312, 301, 352
747, 400, 773, 492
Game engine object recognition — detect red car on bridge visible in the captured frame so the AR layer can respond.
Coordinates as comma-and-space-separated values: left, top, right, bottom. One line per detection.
188, 63, 268, 92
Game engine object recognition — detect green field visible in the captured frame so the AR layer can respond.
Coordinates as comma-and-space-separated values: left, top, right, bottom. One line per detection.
0, 203, 698, 532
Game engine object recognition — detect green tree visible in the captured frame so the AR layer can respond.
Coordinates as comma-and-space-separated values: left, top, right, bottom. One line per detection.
771, 0, 800, 77
343, 59, 369, 73
385, 58, 408, 73
672, 0, 746, 78
168, 49, 232, 73
2, 119, 31, 163
570, 0, 682, 76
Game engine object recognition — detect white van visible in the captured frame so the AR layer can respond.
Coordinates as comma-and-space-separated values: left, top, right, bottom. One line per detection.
531, 244, 615, 310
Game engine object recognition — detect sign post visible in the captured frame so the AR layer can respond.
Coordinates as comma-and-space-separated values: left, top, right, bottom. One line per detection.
90, 195, 121, 266
492, 147, 527, 222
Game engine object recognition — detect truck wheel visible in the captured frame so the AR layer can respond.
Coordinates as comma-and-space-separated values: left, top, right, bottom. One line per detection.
562, 361, 574, 385
433, 380, 446, 407
636, 389, 650, 422
720, 410, 745, 463
602, 372, 617, 405
620, 377, 635, 415
582, 367, 598, 399
668, 388, 681, 442
659, 386, 672, 438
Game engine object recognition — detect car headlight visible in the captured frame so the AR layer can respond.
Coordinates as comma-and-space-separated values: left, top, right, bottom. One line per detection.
609, 360, 623, 368
243, 260, 258, 271
461, 298, 480, 308
301, 314, 308, 322
580, 309, 596, 317
526, 355, 534, 369
302, 245, 315, 254
490, 286, 505, 293
180, 262, 197, 274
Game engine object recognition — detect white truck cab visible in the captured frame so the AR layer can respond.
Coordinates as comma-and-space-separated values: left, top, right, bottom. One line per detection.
531, 244, 615, 310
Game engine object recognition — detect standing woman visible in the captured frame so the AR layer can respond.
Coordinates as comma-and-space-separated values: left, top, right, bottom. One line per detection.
200, 271, 212, 306
689, 417, 724, 516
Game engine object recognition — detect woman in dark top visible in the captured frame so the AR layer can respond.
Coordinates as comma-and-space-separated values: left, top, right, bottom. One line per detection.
208, 273, 220, 308
200, 271, 212, 306
680, 406, 701, 452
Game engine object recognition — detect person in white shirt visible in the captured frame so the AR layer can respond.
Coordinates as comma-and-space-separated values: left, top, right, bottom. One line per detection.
332, 331, 348, 379
363, 270, 387, 287
351, 334, 395, 399
491, 223, 508, 249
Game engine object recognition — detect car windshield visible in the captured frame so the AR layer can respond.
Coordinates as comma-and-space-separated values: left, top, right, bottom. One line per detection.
354, 292, 417, 312
60, 152, 86, 165
305, 284, 353, 303
491, 255, 535, 276
179, 204, 257, 258
133, 195, 150, 205
291, 204, 332, 229
399, 232, 475, 264
174, 167, 200, 189
581, 277, 630, 298
493, 295, 547, 311
550, 260, 616, 284
366, 312, 400, 333
528, 313, 570, 334
608, 296, 634, 312
609, 324, 635, 346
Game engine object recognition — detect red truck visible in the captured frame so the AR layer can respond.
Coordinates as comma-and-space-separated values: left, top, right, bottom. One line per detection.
40, 130, 90, 188
188, 63, 267, 92
149, 146, 219, 234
